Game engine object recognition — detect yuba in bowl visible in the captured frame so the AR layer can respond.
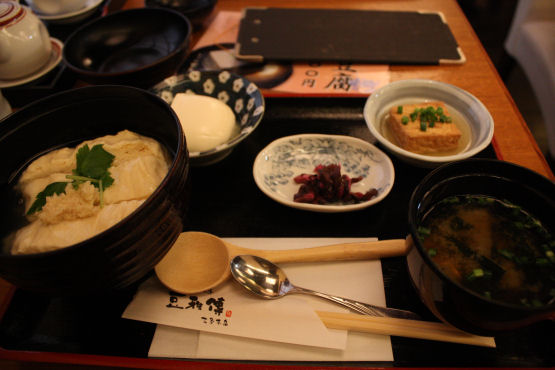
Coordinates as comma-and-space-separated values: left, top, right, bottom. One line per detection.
0, 85, 190, 295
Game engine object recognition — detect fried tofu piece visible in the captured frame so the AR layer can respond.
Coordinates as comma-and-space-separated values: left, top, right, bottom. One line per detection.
387, 102, 461, 154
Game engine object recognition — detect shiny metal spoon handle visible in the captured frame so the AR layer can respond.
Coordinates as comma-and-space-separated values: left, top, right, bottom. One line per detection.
289, 285, 420, 320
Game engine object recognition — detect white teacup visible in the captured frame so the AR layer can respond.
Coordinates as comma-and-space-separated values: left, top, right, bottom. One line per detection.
27, 0, 89, 15
0, 2, 52, 80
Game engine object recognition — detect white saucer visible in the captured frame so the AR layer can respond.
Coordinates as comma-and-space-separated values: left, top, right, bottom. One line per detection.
0, 38, 63, 89
253, 134, 395, 213
35, 0, 103, 24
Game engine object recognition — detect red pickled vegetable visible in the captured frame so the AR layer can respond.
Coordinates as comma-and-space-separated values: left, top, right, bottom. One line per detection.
293, 164, 378, 204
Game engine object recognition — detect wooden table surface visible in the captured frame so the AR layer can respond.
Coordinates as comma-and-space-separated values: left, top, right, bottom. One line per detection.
120, 0, 554, 179
1, 0, 553, 369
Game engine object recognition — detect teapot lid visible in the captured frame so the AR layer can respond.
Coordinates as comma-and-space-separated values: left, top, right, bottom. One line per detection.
0, 2, 25, 28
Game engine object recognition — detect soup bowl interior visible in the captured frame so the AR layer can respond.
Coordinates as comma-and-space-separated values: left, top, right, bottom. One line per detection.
407, 159, 555, 335
0, 85, 190, 296
63, 7, 192, 88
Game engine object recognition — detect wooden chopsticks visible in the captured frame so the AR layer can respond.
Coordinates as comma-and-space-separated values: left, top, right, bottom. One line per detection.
316, 311, 496, 348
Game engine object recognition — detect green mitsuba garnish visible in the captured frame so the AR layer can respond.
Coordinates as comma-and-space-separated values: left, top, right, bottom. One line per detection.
68, 144, 115, 189
27, 144, 115, 215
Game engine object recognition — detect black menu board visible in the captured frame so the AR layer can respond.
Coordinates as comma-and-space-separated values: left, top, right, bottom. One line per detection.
235, 8, 465, 65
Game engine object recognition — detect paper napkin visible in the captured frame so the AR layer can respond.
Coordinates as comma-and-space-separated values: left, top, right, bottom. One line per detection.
143, 237, 394, 361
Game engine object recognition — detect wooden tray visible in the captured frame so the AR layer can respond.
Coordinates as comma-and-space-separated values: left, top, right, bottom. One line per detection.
1, 99, 552, 368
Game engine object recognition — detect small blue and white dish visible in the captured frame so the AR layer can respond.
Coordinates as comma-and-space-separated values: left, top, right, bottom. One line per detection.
152, 70, 265, 165
253, 134, 395, 212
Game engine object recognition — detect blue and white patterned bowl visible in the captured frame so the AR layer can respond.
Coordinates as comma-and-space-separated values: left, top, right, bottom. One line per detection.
152, 70, 265, 165
253, 134, 395, 212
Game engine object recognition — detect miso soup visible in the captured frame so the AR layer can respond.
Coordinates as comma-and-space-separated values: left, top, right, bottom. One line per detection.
418, 195, 555, 307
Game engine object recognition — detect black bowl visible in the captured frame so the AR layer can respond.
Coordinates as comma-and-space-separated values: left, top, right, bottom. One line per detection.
63, 7, 192, 88
145, 0, 217, 29
407, 159, 555, 335
0, 85, 190, 296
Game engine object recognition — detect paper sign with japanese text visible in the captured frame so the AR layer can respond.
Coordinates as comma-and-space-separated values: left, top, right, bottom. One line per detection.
123, 275, 348, 350
183, 11, 390, 97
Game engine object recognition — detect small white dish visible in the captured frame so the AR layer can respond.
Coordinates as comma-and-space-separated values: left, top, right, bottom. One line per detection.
253, 134, 395, 213
0, 38, 63, 89
34, 0, 103, 24
363, 79, 494, 168
27, 0, 89, 15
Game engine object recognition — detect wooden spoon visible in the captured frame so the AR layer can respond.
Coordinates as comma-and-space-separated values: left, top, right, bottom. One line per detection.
155, 231, 408, 294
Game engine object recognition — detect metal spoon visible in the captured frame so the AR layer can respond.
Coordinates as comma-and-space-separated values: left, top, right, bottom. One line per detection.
230, 254, 420, 320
